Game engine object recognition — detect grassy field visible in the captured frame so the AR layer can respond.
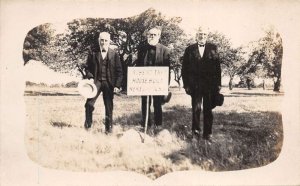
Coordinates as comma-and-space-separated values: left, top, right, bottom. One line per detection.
24, 86, 283, 179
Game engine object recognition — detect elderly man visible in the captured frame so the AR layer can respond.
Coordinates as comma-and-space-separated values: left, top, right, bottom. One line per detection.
84, 32, 123, 133
182, 27, 222, 141
135, 26, 170, 132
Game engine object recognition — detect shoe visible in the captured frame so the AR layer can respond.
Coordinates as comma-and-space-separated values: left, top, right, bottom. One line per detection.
192, 130, 201, 139
139, 120, 145, 128
105, 124, 113, 134
203, 134, 213, 142
84, 121, 92, 129
154, 125, 163, 135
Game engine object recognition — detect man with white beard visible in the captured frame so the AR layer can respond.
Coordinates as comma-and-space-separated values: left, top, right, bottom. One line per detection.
135, 26, 170, 133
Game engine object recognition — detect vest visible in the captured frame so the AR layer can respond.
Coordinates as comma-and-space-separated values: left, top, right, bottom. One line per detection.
145, 45, 156, 66
98, 54, 108, 81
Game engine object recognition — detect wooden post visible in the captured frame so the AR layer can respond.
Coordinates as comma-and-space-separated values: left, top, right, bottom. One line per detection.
142, 96, 149, 143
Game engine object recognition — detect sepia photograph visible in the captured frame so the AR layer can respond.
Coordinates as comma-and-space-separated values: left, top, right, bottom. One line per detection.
1, 0, 300, 186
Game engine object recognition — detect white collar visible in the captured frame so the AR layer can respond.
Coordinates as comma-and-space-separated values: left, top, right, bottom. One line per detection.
198, 44, 205, 57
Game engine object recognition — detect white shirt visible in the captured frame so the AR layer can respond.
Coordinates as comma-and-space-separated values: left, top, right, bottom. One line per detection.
198, 44, 205, 57
100, 47, 108, 59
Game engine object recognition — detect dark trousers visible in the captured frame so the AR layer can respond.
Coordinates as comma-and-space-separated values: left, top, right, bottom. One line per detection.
191, 88, 213, 137
141, 96, 163, 127
85, 80, 114, 129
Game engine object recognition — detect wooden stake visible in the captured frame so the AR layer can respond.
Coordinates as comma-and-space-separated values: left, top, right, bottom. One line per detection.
142, 96, 149, 143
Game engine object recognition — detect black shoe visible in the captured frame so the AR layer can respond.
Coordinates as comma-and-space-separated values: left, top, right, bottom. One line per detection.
203, 134, 213, 142
105, 124, 113, 134
84, 121, 92, 129
192, 130, 201, 138
154, 125, 163, 135
136, 126, 145, 133
193, 130, 200, 134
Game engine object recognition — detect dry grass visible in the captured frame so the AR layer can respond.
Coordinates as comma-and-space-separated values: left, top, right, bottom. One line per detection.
24, 87, 283, 179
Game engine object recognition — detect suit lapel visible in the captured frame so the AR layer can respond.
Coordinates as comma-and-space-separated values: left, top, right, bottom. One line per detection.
95, 51, 101, 64
155, 43, 161, 65
107, 48, 113, 60
202, 44, 209, 59
95, 51, 105, 77
106, 48, 114, 69
192, 44, 201, 61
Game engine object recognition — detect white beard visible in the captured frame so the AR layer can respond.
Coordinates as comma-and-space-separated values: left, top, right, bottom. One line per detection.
148, 38, 159, 46
100, 46, 109, 51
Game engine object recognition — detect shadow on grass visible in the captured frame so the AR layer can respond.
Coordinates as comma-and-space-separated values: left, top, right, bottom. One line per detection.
115, 105, 283, 171
24, 90, 80, 96
226, 91, 284, 97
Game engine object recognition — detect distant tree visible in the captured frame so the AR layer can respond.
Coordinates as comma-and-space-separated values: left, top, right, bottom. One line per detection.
50, 84, 61, 88
25, 81, 38, 87
38, 82, 48, 87
65, 81, 79, 88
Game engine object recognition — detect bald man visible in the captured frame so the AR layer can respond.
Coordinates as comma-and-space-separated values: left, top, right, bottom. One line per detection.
182, 27, 222, 141
84, 32, 123, 133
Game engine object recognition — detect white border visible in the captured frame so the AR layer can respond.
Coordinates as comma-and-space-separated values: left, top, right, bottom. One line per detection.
1, 0, 300, 185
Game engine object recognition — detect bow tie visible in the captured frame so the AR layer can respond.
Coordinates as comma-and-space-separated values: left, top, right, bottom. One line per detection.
101, 49, 107, 52
199, 44, 205, 47
148, 45, 156, 49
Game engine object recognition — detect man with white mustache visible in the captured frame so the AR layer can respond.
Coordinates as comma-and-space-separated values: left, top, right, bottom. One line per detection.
182, 27, 222, 141
84, 32, 123, 134
135, 26, 171, 133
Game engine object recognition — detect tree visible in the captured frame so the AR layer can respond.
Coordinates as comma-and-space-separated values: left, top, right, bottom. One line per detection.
63, 18, 107, 70
208, 31, 248, 90
22, 9, 189, 90
248, 26, 283, 91
23, 23, 55, 64
106, 9, 185, 90
168, 37, 193, 88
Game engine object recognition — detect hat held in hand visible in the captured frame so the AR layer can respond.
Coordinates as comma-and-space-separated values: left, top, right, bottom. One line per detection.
77, 79, 97, 98
212, 92, 224, 109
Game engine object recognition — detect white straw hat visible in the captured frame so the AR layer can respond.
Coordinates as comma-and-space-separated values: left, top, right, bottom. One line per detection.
77, 79, 97, 98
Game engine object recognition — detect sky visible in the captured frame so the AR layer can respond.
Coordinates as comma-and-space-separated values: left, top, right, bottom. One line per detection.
180, 16, 266, 48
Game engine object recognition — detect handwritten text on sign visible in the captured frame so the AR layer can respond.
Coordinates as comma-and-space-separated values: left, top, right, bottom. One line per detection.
127, 67, 169, 96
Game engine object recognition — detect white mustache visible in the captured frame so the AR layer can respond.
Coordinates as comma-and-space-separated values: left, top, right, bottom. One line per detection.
148, 38, 159, 46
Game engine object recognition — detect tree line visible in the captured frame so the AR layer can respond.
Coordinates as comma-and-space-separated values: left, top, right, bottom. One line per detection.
22, 8, 283, 91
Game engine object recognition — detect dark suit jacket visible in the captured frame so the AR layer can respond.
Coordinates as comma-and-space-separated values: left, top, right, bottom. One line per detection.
182, 43, 221, 92
135, 43, 170, 67
135, 42, 171, 84
85, 48, 123, 88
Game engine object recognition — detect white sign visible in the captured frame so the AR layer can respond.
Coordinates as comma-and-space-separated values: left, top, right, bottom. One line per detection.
127, 67, 169, 96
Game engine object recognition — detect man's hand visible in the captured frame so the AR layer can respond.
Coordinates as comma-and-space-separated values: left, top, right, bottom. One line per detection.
114, 87, 121, 94
185, 87, 192, 95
